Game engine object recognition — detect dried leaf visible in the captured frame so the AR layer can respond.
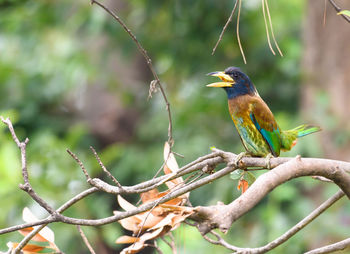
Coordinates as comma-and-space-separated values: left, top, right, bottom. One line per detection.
118, 195, 137, 211
119, 227, 166, 254
139, 227, 166, 242
118, 216, 142, 232
7, 242, 45, 253
163, 142, 183, 188
120, 241, 145, 254
116, 235, 139, 244
22, 207, 55, 243
140, 189, 160, 203
237, 179, 249, 194
163, 142, 189, 201
150, 206, 193, 231
19, 227, 47, 242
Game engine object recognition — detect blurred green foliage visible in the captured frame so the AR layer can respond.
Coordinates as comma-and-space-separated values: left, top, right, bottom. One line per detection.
0, 0, 348, 253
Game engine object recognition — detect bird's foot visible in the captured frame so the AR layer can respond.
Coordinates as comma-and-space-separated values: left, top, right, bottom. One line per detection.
265, 153, 274, 170
233, 152, 248, 168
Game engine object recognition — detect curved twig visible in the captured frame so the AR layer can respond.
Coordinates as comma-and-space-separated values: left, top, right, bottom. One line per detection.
90, 0, 173, 145
212, 0, 238, 55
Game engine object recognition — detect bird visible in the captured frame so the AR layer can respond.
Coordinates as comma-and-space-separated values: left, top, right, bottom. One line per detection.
207, 66, 320, 165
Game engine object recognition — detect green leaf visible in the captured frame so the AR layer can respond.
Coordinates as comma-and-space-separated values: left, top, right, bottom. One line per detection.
230, 169, 244, 180
243, 171, 256, 185
338, 10, 350, 17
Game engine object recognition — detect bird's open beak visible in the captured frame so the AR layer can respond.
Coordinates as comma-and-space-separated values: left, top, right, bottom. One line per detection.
206, 71, 235, 87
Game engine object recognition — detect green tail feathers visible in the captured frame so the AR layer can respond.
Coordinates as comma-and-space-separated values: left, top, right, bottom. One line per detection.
293, 124, 321, 138
281, 124, 321, 151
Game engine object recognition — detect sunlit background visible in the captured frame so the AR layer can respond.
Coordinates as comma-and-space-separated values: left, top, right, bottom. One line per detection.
0, 0, 349, 253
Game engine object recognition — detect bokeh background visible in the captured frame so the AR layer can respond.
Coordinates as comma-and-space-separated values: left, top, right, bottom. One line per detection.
0, 0, 349, 253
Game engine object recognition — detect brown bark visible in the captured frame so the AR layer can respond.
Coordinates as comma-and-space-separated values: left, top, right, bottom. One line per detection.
302, 0, 350, 160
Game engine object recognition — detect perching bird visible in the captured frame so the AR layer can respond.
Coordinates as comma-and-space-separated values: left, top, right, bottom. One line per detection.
207, 66, 320, 161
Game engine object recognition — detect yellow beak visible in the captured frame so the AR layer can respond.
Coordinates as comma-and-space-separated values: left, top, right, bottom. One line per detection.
206, 71, 235, 87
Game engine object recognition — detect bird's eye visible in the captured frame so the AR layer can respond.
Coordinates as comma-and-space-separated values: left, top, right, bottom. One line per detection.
233, 73, 238, 78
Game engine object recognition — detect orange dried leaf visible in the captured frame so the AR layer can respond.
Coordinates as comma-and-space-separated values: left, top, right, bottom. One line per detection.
120, 241, 145, 254
9, 242, 45, 253
163, 142, 185, 188
135, 213, 164, 231
149, 207, 193, 231
140, 189, 160, 203
116, 235, 139, 244
19, 227, 47, 242
139, 227, 167, 242
237, 179, 249, 194
118, 227, 166, 254
22, 208, 55, 244
118, 216, 142, 232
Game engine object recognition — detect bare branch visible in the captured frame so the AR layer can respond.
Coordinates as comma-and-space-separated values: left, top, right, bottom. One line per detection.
192, 156, 350, 234
0, 117, 56, 215
77, 225, 97, 254
2, 116, 350, 253
305, 237, 350, 254
67, 149, 91, 180
240, 190, 345, 253
90, 0, 173, 145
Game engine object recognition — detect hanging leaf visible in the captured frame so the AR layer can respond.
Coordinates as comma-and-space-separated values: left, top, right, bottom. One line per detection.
237, 179, 249, 193
338, 10, 350, 17
243, 171, 256, 185
230, 169, 244, 180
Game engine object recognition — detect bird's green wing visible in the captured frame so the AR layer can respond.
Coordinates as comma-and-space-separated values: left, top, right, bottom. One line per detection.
249, 99, 281, 157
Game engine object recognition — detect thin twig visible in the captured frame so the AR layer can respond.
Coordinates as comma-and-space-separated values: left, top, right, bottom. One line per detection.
77, 225, 97, 254
212, 0, 238, 55
149, 241, 164, 254
323, 0, 327, 26
236, 0, 247, 64
261, 0, 275, 55
161, 233, 177, 254
243, 190, 345, 253
90, 146, 122, 187
328, 0, 350, 23
264, 0, 283, 56
67, 149, 90, 180
90, 0, 173, 145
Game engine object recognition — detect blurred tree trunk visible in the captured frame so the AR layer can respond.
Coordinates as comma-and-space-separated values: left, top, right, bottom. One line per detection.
301, 0, 350, 160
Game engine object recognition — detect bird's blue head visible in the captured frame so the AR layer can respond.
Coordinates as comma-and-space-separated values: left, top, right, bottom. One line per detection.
207, 66, 257, 99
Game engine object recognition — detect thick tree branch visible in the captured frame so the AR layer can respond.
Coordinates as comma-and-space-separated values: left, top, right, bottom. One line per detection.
192, 156, 350, 234
201, 190, 345, 253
